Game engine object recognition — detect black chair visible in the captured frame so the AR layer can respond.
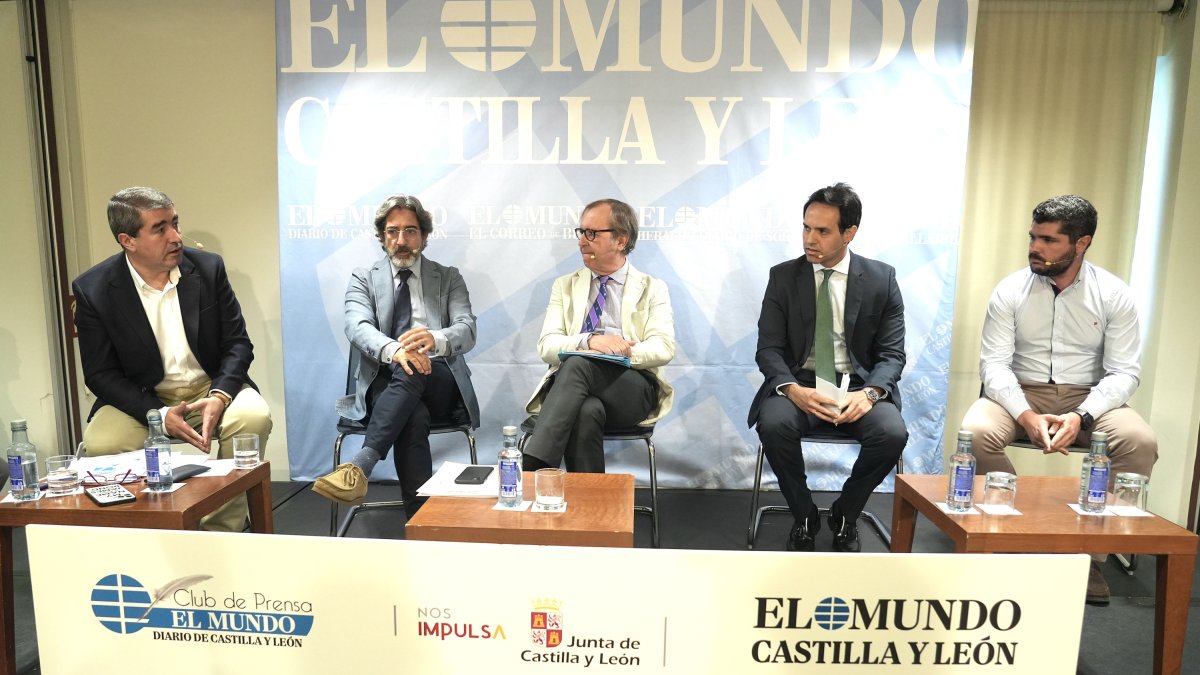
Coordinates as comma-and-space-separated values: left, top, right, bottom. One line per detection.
747, 428, 901, 550
517, 415, 660, 548
328, 351, 477, 537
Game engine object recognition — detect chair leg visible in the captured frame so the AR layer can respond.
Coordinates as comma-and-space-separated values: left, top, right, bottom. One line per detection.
467, 430, 478, 465
329, 433, 346, 537
748, 444, 766, 549
646, 439, 659, 548
1114, 553, 1139, 575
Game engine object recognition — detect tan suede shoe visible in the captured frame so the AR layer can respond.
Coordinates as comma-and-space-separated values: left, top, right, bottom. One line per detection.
312, 463, 368, 504
1086, 560, 1111, 606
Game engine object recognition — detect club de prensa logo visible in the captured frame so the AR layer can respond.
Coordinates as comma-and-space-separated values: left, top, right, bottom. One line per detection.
90, 573, 315, 647
530, 598, 563, 648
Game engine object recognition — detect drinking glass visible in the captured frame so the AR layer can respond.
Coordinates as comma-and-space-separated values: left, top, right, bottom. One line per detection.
45, 455, 80, 496
981, 471, 1017, 511
533, 468, 566, 512
232, 434, 260, 469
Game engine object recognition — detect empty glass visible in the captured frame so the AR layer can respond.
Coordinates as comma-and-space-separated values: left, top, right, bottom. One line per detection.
1113, 473, 1149, 513
533, 468, 566, 512
981, 471, 1018, 511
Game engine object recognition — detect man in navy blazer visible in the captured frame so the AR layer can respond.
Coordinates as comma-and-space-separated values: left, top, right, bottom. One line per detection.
749, 183, 907, 552
73, 186, 272, 532
313, 195, 478, 514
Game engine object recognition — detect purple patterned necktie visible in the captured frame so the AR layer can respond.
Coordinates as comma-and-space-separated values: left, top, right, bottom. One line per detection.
582, 275, 610, 334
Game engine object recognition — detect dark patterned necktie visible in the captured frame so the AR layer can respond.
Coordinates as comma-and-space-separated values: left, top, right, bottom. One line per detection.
391, 269, 413, 337
582, 275, 610, 333
815, 268, 835, 383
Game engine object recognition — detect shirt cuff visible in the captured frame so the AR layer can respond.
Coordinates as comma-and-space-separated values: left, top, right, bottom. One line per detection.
578, 334, 592, 350
774, 382, 798, 396
431, 329, 449, 357
381, 341, 401, 364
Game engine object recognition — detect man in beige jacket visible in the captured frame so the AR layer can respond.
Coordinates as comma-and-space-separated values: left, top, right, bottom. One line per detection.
523, 198, 675, 472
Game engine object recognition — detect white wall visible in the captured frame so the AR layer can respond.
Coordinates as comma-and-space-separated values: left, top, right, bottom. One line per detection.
0, 2, 62, 460
48, 0, 288, 475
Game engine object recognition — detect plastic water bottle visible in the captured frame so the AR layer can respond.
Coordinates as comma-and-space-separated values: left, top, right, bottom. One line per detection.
1078, 431, 1111, 513
6, 419, 39, 501
946, 430, 976, 512
497, 425, 522, 507
144, 410, 173, 492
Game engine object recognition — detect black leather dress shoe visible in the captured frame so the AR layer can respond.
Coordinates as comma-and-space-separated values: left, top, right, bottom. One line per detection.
786, 506, 821, 552
829, 505, 861, 553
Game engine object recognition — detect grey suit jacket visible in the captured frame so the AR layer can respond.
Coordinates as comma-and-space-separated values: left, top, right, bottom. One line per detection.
748, 251, 906, 426
336, 255, 480, 428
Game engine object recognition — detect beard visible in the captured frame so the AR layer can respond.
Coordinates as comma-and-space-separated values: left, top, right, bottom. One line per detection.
1029, 249, 1075, 277
385, 244, 419, 269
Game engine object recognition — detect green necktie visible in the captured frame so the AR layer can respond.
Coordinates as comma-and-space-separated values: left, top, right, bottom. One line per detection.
815, 268, 836, 383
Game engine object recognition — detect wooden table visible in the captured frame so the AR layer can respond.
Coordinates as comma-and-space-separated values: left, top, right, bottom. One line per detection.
892, 474, 1198, 675
406, 472, 633, 547
0, 461, 274, 675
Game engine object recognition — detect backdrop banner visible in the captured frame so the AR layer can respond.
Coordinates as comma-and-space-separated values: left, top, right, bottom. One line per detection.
275, 0, 978, 486
32, 525, 1084, 673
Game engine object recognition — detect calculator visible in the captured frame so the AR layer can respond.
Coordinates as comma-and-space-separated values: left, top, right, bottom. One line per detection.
85, 484, 137, 506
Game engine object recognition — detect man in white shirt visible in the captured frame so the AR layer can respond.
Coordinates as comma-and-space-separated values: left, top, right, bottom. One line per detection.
73, 186, 273, 532
962, 194, 1157, 604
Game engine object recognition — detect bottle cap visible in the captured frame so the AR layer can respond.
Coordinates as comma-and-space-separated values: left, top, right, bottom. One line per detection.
146, 409, 163, 423
957, 430, 974, 442
10, 419, 27, 431
1091, 431, 1108, 442
502, 425, 518, 436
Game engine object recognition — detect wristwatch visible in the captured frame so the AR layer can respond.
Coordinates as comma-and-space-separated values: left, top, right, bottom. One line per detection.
864, 387, 884, 405
1071, 407, 1094, 431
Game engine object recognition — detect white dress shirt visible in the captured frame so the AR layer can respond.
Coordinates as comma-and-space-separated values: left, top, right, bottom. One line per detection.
980, 260, 1142, 420
801, 254, 852, 375
380, 256, 450, 363
125, 258, 207, 393
577, 261, 628, 349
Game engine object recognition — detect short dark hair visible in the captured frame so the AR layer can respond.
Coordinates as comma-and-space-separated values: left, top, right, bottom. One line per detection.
108, 186, 174, 241
1032, 195, 1097, 243
583, 198, 638, 255
374, 194, 433, 239
802, 182, 862, 233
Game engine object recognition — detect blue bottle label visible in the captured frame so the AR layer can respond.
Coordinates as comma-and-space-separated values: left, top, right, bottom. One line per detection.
7, 456, 23, 490
145, 448, 160, 480
499, 459, 519, 498
1087, 466, 1108, 504
952, 465, 974, 500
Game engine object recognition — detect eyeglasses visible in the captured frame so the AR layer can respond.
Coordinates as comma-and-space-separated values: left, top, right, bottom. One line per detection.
382, 226, 422, 240
575, 228, 614, 241
82, 469, 140, 486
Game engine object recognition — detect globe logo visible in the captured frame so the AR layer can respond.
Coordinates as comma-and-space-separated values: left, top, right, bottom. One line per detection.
91, 574, 153, 634
812, 596, 851, 630
440, 0, 536, 72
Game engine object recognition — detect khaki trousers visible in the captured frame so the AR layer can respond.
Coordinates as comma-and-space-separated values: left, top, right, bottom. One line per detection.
81, 382, 272, 532
961, 382, 1157, 481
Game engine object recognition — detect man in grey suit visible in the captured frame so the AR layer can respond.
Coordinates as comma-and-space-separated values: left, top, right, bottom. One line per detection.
313, 194, 479, 515
749, 183, 907, 553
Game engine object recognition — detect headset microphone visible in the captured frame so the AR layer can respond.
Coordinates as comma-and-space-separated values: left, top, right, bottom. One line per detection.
181, 234, 205, 249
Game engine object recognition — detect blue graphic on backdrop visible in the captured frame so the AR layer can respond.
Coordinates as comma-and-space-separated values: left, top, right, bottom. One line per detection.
276, 0, 977, 487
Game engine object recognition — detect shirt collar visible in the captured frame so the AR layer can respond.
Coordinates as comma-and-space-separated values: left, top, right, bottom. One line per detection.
592, 260, 628, 286
125, 255, 180, 291
815, 251, 852, 277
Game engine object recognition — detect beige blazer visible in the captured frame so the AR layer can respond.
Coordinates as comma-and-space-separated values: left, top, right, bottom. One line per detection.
525, 263, 675, 425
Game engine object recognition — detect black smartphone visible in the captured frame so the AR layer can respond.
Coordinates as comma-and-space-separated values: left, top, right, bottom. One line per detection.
454, 466, 494, 485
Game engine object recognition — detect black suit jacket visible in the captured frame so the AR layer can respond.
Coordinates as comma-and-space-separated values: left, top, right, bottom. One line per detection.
72, 249, 255, 421
748, 251, 906, 426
